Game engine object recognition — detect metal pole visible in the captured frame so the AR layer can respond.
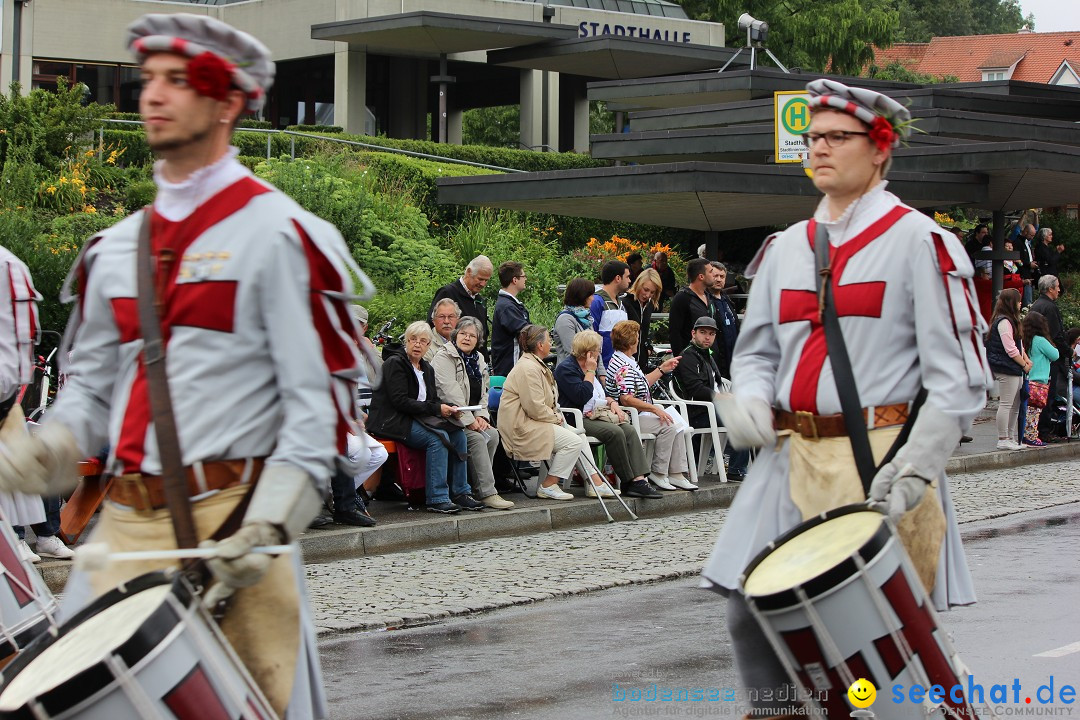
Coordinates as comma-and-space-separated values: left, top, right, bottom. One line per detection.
290, 135, 295, 159
438, 54, 448, 144
266, 133, 271, 159
992, 209, 1005, 300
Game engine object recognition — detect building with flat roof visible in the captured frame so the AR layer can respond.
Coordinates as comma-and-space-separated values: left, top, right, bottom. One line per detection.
0, 0, 727, 151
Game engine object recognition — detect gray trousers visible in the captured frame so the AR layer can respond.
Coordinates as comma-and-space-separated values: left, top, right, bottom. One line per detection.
581, 417, 649, 484
464, 426, 499, 498
726, 592, 803, 715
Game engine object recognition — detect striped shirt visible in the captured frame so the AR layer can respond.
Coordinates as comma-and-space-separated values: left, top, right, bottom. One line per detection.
605, 350, 652, 404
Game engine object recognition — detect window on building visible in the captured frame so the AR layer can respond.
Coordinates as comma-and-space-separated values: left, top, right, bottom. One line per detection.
1051, 61, 1080, 86
32, 60, 141, 112
981, 70, 1007, 81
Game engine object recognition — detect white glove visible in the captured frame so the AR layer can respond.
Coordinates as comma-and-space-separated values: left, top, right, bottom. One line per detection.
868, 404, 962, 521
0, 422, 81, 495
201, 464, 322, 607
712, 393, 776, 449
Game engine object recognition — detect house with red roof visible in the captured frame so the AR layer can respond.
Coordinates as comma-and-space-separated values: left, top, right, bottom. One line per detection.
874, 30, 1080, 86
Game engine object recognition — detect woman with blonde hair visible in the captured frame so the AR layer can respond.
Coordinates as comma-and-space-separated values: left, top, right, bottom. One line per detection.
500, 324, 615, 500
984, 288, 1030, 450
623, 268, 662, 366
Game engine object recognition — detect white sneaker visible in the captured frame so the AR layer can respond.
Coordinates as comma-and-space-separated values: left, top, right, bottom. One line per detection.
537, 483, 574, 501
667, 474, 699, 491
996, 440, 1026, 451
585, 482, 616, 498
649, 474, 676, 491
17, 539, 40, 564
35, 535, 75, 559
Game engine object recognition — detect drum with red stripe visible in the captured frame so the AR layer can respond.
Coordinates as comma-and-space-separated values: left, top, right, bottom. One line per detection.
0, 571, 275, 719
0, 520, 57, 667
740, 505, 981, 720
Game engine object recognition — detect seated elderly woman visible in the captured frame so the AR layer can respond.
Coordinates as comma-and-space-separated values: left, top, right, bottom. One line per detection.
367, 321, 484, 514
554, 330, 662, 500
500, 324, 615, 500
431, 316, 515, 510
606, 320, 696, 491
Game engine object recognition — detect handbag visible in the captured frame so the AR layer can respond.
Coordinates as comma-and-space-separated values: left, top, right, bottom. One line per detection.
587, 405, 622, 425
1028, 380, 1049, 409
813, 221, 945, 592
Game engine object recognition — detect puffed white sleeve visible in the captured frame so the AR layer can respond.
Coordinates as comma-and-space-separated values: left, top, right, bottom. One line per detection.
47, 238, 119, 457
730, 233, 783, 406
911, 229, 992, 427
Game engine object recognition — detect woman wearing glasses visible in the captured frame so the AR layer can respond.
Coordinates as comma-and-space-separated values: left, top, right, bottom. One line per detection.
432, 317, 516, 509
367, 321, 484, 514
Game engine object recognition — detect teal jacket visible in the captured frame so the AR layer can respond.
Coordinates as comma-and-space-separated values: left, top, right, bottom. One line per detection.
1028, 335, 1060, 384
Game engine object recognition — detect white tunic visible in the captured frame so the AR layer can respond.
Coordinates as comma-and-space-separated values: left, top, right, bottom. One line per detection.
0, 246, 41, 401
701, 182, 991, 611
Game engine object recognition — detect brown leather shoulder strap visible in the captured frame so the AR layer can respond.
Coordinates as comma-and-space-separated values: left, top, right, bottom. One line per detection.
136, 208, 199, 548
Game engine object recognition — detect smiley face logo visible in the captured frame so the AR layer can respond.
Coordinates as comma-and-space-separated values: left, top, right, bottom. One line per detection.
848, 678, 877, 708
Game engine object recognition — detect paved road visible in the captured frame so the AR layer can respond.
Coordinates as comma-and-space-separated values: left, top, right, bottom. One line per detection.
306, 460, 1080, 635
318, 505, 1080, 719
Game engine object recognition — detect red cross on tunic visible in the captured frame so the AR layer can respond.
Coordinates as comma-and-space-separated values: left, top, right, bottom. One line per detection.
778, 206, 910, 414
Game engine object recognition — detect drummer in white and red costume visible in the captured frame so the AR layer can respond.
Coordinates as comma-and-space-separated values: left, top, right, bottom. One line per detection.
705, 79, 991, 718
0, 14, 367, 718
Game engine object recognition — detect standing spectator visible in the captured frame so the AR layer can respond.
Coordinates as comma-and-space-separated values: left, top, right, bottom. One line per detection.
490, 261, 530, 377
367, 322, 484, 513
1034, 227, 1063, 280
1022, 311, 1059, 447
554, 331, 659, 499
1030, 274, 1067, 440
965, 223, 989, 260
589, 260, 630, 368
606, 321, 694, 491
1017, 224, 1038, 305
623, 268, 663, 367
499, 325, 613, 500
626, 252, 644, 283
425, 297, 460, 362
553, 278, 603, 376
431, 317, 515, 510
651, 251, 679, 310
673, 317, 751, 480
667, 258, 718, 358
708, 261, 740, 378
985, 289, 1030, 451
429, 255, 493, 355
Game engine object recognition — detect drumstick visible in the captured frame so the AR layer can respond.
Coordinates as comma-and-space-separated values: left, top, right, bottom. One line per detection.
73, 543, 293, 573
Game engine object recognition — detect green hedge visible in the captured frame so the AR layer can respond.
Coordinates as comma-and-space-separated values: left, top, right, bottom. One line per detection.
105, 113, 270, 129
286, 125, 344, 134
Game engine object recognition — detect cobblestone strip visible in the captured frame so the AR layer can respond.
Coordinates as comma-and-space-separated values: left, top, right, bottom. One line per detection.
306, 460, 1080, 635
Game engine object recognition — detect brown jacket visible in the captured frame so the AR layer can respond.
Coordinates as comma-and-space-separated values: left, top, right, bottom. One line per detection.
498, 352, 562, 460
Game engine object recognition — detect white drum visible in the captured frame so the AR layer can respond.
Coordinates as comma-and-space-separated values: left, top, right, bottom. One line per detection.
0, 520, 58, 666
741, 505, 980, 720
0, 572, 276, 719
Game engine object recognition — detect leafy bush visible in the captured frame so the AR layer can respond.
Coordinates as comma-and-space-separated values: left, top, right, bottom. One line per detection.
0, 80, 114, 173
286, 125, 344, 134
1040, 212, 1079, 275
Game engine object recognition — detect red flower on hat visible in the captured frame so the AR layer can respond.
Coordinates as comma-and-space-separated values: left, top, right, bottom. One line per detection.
868, 115, 896, 152
187, 52, 234, 102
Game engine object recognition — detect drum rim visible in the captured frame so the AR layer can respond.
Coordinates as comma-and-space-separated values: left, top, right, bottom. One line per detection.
0, 571, 188, 717
739, 504, 892, 611
0, 614, 58, 659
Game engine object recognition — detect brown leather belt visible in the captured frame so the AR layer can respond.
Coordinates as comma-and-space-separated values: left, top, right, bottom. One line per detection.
108, 458, 265, 512
774, 403, 910, 440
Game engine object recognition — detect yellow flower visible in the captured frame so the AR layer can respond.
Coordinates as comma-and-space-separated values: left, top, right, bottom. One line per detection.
83, 205, 97, 214
85, 150, 94, 158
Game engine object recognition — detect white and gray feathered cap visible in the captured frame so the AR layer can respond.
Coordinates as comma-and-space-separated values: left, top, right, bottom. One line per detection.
127, 13, 274, 112
806, 78, 911, 146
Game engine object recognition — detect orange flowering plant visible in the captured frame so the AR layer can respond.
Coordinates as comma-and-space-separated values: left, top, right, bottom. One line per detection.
568, 235, 686, 284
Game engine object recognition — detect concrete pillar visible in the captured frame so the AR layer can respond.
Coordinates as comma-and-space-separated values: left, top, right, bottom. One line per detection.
333, 45, 367, 135
519, 68, 542, 151
388, 58, 428, 140
573, 91, 589, 154
447, 109, 463, 145
543, 71, 559, 153
2, 0, 35, 91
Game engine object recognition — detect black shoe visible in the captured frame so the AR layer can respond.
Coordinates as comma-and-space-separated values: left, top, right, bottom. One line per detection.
374, 482, 407, 502
453, 494, 485, 511
727, 471, 747, 482
359, 487, 375, 505
623, 479, 663, 499
308, 512, 334, 529
426, 501, 461, 514
960, 435, 973, 444
333, 509, 377, 527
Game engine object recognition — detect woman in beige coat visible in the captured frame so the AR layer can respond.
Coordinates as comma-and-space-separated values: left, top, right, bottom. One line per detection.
431, 317, 514, 509
499, 324, 613, 500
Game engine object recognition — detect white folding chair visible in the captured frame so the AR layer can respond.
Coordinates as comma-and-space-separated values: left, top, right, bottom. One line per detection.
624, 406, 657, 469
660, 386, 729, 483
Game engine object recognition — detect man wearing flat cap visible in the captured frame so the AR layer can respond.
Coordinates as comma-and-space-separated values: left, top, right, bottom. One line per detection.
704, 79, 991, 718
0, 13, 368, 717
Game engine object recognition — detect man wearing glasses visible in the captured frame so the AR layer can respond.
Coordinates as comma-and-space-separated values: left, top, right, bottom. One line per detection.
490, 261, 531, 377
704, 79, 990, 718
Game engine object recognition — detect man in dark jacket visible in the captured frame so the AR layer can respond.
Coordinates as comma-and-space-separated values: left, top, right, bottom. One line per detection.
429, 255, 493, 355
673, 317, 749, 479
709, 261, 740, 378
1030, 274, 1068, 440
490, 261, 531, 377
667, 258, 718, 357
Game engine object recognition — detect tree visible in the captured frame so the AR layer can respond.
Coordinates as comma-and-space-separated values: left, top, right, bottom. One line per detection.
462, 106, 519, 148
708, 0, 899, 74
867, 60, 958, 84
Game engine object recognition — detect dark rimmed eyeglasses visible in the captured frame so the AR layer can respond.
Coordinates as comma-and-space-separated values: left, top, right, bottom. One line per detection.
801, 131, 870, 149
